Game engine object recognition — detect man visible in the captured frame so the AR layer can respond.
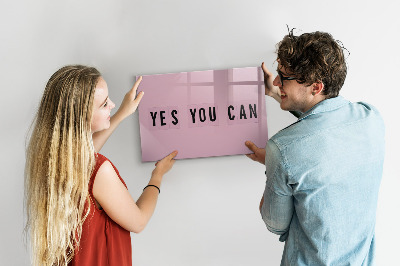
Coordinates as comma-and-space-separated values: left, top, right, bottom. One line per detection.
246, 31, 385, 265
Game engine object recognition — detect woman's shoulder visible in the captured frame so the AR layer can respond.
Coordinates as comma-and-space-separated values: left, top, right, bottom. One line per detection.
90, 154, 114, 194
95, 153, 108, 164
91, 153, 109, 179
93, 153, 127, 188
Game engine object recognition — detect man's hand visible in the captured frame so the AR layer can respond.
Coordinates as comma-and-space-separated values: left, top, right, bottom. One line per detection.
262, 62, 281, 103
245, 141, 266, 165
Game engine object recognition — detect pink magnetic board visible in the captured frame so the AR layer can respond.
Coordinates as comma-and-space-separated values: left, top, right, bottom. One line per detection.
137, 67, 268, 161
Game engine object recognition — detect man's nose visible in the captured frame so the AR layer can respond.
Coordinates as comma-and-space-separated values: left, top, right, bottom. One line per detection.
273, 75, 281, 87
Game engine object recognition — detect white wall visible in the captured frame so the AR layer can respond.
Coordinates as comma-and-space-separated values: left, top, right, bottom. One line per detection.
1, 0, 399, 265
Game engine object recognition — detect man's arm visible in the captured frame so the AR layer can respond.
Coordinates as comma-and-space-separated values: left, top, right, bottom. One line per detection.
261, 62, 302, 119
258, 140, 294, 240
260, 184, 293, 239
262, 62, 282, 102
245, 139, 294, 238
259, 195, 264, 211
93, 77, 144, 152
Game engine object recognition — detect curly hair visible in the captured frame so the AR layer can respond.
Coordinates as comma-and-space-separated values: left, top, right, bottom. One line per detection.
277, 29, 348, 98
25, 65, 100, 265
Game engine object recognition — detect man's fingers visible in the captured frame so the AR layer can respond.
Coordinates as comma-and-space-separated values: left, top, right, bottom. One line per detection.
261, 62, 271, 77
246, 153, 256, 161
245, 141, 259, 153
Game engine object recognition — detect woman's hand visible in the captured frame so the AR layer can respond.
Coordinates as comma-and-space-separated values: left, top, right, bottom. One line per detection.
262, 62, 281, 103
115, 76, 144, 120
152, 151, 178, 178
92, 77, 144, 152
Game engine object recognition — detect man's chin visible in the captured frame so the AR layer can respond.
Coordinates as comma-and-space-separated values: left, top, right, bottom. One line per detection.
279, 103, 290, 111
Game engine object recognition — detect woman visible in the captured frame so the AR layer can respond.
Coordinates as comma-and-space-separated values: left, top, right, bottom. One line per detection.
25, 65, 177, 265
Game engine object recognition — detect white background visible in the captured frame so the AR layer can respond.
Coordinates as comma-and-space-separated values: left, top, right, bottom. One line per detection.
1, 0, 399, 265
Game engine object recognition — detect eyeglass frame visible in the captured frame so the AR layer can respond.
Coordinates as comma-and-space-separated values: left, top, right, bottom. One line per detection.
277, 69, 297, 86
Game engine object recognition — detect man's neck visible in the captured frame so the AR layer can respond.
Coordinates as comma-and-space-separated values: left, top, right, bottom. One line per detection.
301, 95, 327, 113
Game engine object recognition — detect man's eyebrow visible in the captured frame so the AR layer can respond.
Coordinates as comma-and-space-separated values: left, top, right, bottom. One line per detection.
277, 68, 292, 77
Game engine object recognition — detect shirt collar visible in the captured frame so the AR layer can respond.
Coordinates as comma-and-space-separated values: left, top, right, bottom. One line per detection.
298, 95, 350, 121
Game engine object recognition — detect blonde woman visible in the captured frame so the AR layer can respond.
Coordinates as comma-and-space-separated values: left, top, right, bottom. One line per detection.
25, 65, 177, 266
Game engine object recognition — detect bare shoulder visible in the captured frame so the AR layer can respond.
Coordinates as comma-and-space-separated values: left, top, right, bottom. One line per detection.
93, 160, 126, 199
96, 160, 117, 179
91, 159, 139, 232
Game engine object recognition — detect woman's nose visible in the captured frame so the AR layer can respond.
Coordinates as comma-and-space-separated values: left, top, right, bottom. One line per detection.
109, 100, 115, 109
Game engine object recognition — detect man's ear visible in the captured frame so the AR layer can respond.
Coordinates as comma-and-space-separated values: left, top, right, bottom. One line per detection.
312, 82, 324, 96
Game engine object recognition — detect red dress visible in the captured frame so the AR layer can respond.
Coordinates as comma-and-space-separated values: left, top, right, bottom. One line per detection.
69, 153, 132, 266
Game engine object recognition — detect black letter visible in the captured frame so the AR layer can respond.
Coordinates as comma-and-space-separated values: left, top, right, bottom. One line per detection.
240, 105, 247, 119
171, 110, 179, 125
160, 111, 166, 126
209, 107, 217, 122
199, 108, 206, 122
228, 105, 235, 120
150, 112, 157, 126
249, 104, 257, 118
190, 108, 196, 123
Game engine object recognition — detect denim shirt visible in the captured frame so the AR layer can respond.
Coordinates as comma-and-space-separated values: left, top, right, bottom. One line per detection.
260, 96, 385, 266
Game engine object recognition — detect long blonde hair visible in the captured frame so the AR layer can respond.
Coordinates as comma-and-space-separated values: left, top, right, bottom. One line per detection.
25, 65, 101, 265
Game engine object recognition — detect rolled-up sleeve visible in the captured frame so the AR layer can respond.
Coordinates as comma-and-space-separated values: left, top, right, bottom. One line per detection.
260, 139, 294, 241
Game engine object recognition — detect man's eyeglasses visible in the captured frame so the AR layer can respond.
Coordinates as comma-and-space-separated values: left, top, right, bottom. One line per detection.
277, 70, 297, 86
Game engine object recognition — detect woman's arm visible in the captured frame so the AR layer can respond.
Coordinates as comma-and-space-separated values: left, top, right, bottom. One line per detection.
93, 151, 178, 233
92, 77, 144, 152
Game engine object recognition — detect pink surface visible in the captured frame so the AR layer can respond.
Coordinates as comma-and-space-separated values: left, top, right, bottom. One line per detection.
137, 67, 268, 161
